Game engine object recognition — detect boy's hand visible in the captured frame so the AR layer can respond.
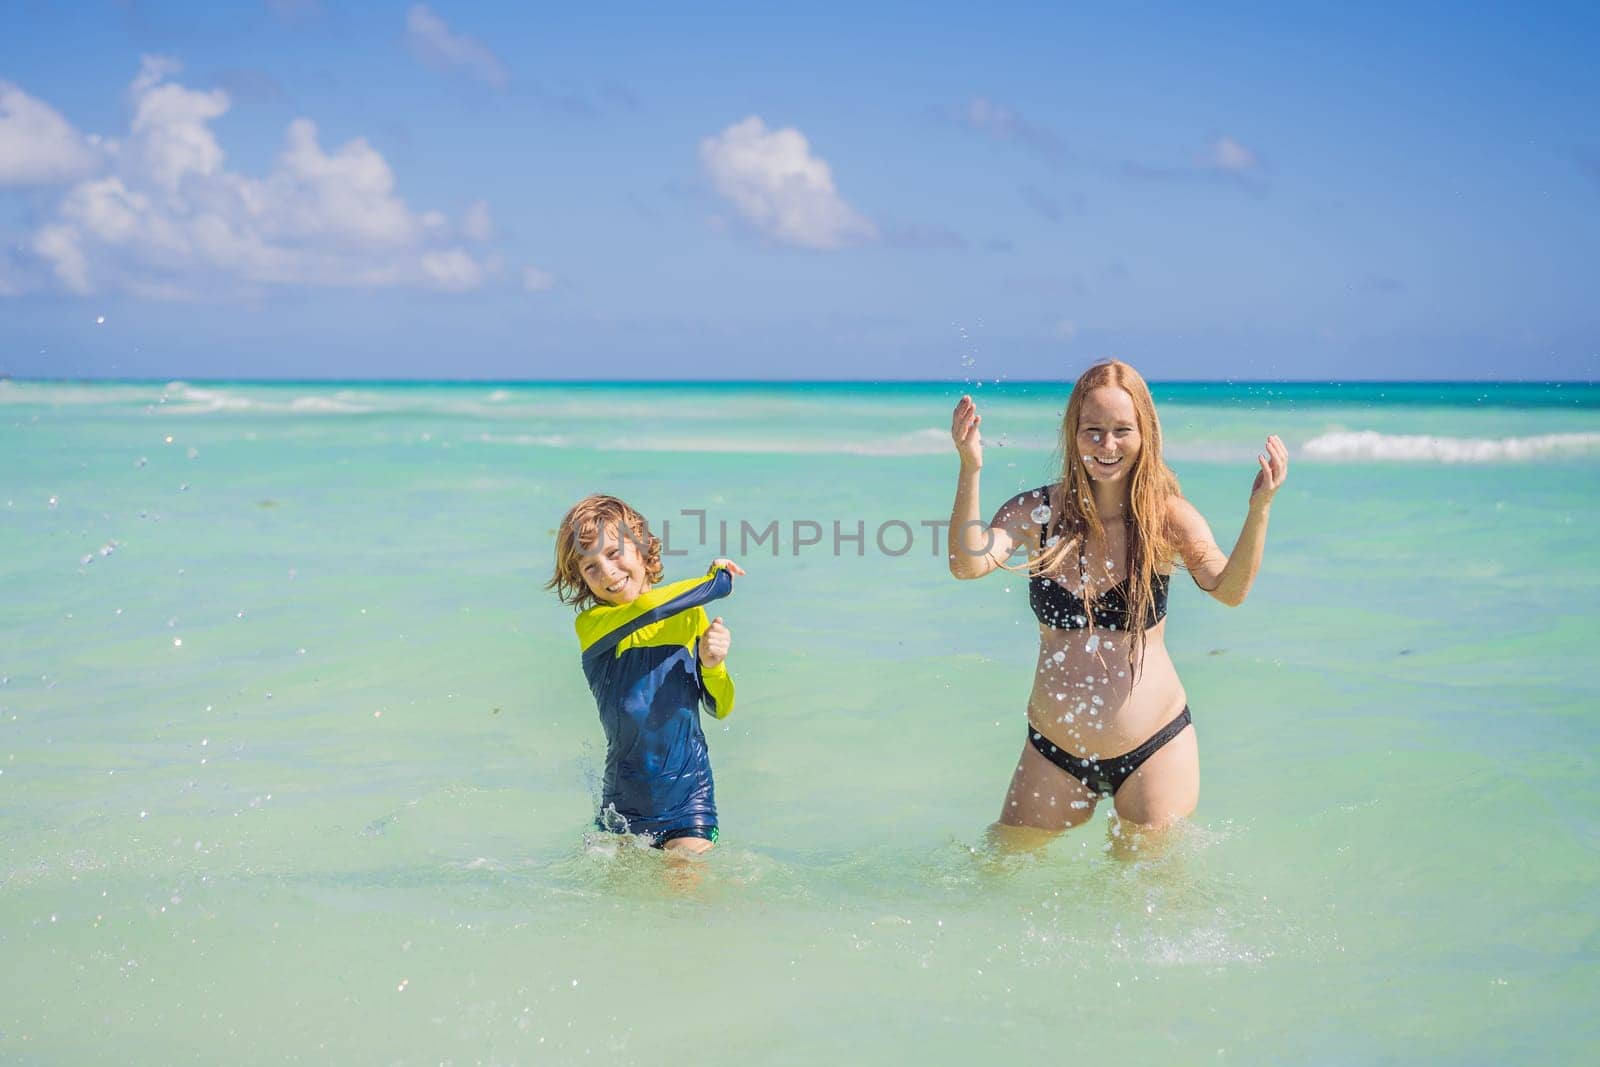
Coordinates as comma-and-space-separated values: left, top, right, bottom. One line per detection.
700, 618, 731, 669
710, 558, 746, 577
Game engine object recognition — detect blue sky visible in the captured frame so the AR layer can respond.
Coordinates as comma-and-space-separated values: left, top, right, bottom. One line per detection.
2, 1, 1596, 380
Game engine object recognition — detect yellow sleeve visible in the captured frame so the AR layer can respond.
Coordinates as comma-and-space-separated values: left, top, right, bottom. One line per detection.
695, 606, 736, 719
699, 659, 736, 719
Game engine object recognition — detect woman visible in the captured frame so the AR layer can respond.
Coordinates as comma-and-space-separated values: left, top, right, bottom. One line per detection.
947, 360, 1287, 839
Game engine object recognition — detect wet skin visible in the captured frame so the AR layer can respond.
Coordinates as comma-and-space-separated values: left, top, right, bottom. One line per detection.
949, 386, 1287, 840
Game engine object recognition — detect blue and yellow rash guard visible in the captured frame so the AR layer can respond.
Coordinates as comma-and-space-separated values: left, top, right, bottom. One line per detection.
574, 565, 735, 838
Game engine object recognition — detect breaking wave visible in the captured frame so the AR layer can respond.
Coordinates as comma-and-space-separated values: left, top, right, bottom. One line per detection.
1301, 430, 1600, 463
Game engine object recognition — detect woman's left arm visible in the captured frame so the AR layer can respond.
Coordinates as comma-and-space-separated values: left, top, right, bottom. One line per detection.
1171, 435, 1288, 607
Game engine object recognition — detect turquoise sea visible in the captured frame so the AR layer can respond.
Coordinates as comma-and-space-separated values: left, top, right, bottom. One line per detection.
2, 378, 1597, 1064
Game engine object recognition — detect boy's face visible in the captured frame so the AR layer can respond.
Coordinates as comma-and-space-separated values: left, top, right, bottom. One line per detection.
578, 522, 649, 605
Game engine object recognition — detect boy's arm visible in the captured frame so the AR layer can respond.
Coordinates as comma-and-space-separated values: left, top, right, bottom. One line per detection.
696, 612, 735, 719
695, 561, 739, 718
698, 656, 735, 720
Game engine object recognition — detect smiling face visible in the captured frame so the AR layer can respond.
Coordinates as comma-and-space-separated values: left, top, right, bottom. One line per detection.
1076, 385, 1142, 482
578, 523, 650, 605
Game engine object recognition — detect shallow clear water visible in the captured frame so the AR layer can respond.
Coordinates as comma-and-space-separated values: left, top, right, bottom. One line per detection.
3, 379, 1596, 1063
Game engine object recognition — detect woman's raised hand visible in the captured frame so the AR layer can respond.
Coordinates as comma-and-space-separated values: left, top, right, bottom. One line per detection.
951, 395, 983, 470
1250, 434, 1289, 508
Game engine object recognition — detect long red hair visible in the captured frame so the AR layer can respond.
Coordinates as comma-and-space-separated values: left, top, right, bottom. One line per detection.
1034, 360, 1182, 672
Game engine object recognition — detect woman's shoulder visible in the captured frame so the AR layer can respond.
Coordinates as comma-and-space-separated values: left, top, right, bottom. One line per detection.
1161, 494, 1204, 530
1001, 482, 1058, 512
993, 482, 1057, 532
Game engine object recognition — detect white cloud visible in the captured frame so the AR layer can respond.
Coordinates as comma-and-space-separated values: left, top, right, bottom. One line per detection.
1199, 135, 1259, 175
698, 116, 876, 250
268, 118, 422, 246
0, 81, 103, 186
961, 97, 1011, 131
522, 265, 556, 292
461, 198, 494, 242
127, 75, 230, 191
953, 97, 1068, 163
1054, 319, 1078, 342
32, 224, 90, 292
130, 54, 183, 97
1123, 134, 1266, 193
420, 248, 485, 290
405, 4, 509, 89
12, 61, 495, 298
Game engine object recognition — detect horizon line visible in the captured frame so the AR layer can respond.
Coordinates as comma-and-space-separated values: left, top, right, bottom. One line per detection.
4, 376, 1596, 387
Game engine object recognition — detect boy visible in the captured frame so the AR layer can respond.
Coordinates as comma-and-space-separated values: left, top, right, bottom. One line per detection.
546, 494, 743, 854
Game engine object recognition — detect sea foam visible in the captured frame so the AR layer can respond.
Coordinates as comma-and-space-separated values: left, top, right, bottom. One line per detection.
1302, 430, 1600, 463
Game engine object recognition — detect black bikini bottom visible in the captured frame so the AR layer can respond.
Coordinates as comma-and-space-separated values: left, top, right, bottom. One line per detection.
1028, 706, 1192, 797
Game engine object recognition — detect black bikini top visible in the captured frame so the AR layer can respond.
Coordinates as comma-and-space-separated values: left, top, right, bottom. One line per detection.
1028, 509, 1170, 632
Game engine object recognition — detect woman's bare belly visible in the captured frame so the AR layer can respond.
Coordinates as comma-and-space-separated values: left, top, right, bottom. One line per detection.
1025, 619, 1187, 757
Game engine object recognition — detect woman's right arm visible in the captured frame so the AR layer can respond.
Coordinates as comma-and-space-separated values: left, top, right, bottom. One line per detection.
948, 395, 1021, 579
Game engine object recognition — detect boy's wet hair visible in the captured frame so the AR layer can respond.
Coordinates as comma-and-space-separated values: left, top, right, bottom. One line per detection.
546, 494, 664, 610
